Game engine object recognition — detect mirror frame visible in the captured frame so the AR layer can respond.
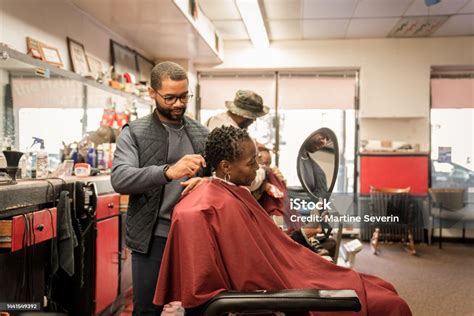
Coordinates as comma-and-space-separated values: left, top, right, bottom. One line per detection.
296, 127, 339, 202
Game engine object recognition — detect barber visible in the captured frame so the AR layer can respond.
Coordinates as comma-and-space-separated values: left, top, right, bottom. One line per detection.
111, 61, 210, 315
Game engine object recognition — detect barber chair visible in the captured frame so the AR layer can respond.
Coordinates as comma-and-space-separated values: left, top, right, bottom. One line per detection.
200, 289, 361, 315
179, 128, 360, 315
369, 186, 415, 255
199, 128, 361, 315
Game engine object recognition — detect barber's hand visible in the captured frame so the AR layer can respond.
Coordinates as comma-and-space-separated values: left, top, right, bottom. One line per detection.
165, 154, 206, 180
264, 183, 284, 198
181, 177, 209, 196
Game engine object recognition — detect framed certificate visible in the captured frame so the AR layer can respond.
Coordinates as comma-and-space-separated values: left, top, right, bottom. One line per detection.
136, 53, 154, 85
67, 37, 90, 75
110, 40, 138, 78
39, 43, 63, 67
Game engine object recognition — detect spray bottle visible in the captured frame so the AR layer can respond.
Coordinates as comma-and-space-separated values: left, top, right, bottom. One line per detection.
31, 137, 48, 179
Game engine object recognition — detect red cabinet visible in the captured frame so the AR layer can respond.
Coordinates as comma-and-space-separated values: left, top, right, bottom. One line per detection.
95, 216, 119, 314
96, 193, 120, 220
94, 192, 120, 314
360, 154, 429, 194
10, 208, 57, 252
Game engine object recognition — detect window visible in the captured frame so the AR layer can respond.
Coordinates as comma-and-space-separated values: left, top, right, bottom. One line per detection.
431, 109, 474, 191
199, 72, 357, 193
430, 77, 474, 192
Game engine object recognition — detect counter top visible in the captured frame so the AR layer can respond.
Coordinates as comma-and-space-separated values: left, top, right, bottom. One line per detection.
0, 175, 114, 217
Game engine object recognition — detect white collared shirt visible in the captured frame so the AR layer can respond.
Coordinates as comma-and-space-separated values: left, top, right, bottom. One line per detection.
206, 112, 239, 131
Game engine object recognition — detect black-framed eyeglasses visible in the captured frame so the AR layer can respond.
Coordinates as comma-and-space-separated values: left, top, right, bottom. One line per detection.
154, 90, 194, 105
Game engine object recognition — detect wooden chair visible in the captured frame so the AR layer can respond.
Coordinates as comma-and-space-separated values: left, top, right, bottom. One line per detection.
369, 186, 416, 255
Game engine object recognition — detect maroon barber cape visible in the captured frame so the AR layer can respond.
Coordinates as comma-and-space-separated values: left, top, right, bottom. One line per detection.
259, 169, 286, 216
154, 179, 411, 316
259, 169, 304, 232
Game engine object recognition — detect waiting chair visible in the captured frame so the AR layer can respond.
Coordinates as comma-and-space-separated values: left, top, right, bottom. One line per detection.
369, 186, 416, 255
428, 188, 466, 249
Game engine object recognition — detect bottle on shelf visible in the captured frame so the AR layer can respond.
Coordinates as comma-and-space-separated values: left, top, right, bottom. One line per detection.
31, 137, 48, 179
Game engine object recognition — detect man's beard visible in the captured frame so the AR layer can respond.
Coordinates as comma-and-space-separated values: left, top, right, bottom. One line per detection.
238, 118, 254, 129
155, 100, 186, 121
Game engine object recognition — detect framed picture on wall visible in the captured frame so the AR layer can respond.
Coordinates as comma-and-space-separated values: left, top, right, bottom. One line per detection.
190, 0, 199, 19
26, 37, 43, 60
110, 40, 138, 79
67, 37, 90, 75
86, 53, 103, 79
38, 43, 63, 67
136, 53, 154, 85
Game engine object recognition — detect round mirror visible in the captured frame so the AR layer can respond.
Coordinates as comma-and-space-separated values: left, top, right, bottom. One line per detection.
296, 128, 339, 202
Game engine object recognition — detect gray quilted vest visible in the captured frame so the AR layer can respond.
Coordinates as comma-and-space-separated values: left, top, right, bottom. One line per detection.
125, 112, 209, 253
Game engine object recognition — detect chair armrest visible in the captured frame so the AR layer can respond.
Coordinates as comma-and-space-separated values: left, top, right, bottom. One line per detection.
201, 289, 361, 315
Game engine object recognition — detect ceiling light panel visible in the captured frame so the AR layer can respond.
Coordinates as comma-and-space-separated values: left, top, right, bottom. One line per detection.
236, 0, 270, 48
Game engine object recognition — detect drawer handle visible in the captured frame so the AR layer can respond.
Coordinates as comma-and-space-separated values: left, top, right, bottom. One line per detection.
36, 224, 45, 231
107, 203, 114, 209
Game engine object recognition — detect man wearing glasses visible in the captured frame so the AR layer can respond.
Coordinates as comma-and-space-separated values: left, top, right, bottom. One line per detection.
111, 61, 210, 315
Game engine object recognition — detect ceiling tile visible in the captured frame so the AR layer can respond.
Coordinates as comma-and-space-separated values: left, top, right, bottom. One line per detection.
432, 14, 474, 36
213, 20, 249, 40
458, 0, 474, 13
268, 20, 302, 40
263, 0, 301, 19
199, 0, 241, 20
353, 0, 412, 18
303, 19, 350, 39
404, 0, 470, 16
303, 0, 357, 19
346, 18, 399, 38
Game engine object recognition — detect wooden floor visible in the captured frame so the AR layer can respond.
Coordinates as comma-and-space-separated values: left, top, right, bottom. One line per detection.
115, 290, 133, 316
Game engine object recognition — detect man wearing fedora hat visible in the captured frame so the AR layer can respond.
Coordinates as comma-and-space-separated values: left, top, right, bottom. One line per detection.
206, 89, 269, 130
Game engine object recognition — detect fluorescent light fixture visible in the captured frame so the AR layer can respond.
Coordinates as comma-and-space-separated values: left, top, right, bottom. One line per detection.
236, 0, 269, 49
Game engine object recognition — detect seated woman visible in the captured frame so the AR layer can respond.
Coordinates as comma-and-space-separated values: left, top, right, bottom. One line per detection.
255, 144, 335, 258
154, 126, 411, 316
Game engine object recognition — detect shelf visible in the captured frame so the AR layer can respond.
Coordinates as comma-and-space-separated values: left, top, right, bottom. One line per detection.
173, 0, 223, 63
0, 43, 153, 106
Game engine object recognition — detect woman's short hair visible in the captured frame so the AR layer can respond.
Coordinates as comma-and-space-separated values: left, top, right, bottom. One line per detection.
205, 126, 251, 170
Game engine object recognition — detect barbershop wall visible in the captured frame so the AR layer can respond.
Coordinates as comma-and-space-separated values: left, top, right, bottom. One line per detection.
0, 0, 198, 115
206, 37, 474, 151
0, 0, 152, 70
